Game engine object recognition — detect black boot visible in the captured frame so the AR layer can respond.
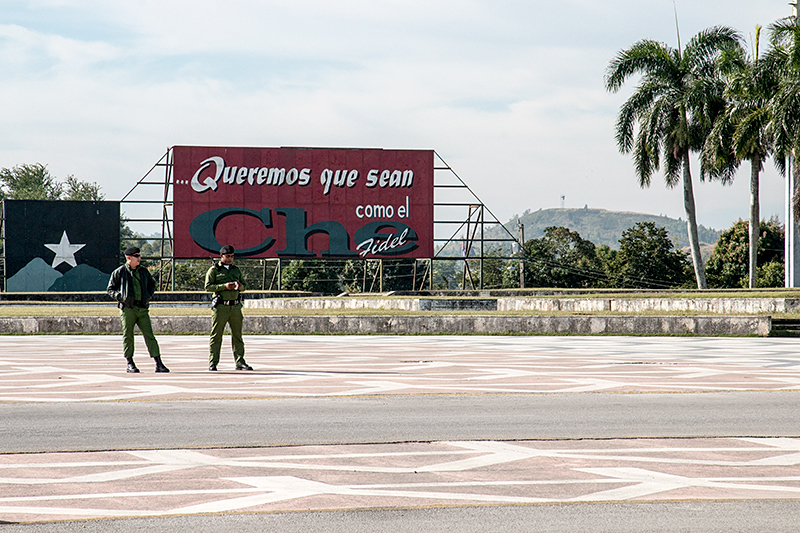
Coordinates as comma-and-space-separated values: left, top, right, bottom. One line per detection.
154, 356, 170, 373
126, 359, 140, 373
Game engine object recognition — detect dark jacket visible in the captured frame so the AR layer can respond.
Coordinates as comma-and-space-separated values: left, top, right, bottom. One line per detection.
107, 263, 157, 308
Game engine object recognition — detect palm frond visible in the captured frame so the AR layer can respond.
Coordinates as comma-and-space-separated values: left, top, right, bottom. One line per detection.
614, 83, 662, 153
605, 40, 675, 92
683, 26, 742, 69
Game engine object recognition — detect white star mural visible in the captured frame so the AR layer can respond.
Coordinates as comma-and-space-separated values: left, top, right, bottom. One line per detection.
44, 230, 86, 268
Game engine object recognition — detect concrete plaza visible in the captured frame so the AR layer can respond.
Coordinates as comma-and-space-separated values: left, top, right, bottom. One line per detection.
1, 335, 799, 530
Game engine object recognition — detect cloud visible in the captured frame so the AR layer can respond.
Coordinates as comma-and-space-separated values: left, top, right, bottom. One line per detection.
0, 23, 119, 74
0, 0, 795, 233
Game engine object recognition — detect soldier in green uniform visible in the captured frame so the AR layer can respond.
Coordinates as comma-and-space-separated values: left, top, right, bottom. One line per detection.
205, 245, 252, 371
107, 246, 169, 373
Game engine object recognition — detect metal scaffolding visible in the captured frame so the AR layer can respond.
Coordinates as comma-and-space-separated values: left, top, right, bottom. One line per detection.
120, 148, 523, 292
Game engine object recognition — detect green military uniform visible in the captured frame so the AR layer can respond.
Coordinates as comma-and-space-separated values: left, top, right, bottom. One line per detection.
205, 261, 247, 367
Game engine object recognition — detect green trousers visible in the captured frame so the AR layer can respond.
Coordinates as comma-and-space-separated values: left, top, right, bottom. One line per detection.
209, 304, 245, 366
120, 306, 160, 360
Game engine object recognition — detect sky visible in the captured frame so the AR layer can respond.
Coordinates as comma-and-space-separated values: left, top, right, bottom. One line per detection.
0, 0, 794, 235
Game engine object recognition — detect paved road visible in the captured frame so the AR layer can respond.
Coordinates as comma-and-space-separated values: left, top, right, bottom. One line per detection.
1, 335, 799, 531
3, 392, 800, 452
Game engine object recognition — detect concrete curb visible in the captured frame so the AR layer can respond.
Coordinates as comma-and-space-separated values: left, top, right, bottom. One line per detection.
0, 315, 772, 336
245, 296, 800, 314
498, 297, 800, 314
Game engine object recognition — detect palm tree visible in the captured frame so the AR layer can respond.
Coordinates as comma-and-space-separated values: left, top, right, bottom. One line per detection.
703, 26, 778, 288
767, 18, 800, 225
605, 26, 740, 289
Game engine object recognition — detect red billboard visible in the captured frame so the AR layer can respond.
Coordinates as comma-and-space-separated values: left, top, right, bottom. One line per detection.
172, 146, 434, 259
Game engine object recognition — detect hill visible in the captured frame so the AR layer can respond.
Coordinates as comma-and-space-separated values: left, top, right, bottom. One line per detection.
487, 208, 720, 250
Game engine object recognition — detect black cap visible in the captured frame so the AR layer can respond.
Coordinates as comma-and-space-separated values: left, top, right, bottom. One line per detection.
124, 246, 140, 256
220, 245, 235, 255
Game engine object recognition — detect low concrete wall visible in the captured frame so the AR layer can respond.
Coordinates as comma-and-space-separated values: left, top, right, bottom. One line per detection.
0, 315, 772, 336
245, 298, 496, 312
241, 315, 770, 336
245, 298, 419, 311
0, 291, 313, 303
245, 297, 800, 315
418, 299, 497, 311
498, 297, 800, 314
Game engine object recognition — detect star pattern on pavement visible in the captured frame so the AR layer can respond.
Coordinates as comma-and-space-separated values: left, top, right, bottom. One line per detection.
44, 230, 86, 268
2, 336, 800, 403
2, 337, 800, 523
1, 438, 800, 522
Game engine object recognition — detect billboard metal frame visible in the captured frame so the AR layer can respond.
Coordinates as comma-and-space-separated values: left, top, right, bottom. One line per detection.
119, 147, 522, 292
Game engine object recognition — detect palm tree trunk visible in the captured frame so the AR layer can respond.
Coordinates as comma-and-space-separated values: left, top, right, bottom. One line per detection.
792, 156, 800, 288
748, 159, 760, 289
682, 153, 707, 289
793, 155, 800, 226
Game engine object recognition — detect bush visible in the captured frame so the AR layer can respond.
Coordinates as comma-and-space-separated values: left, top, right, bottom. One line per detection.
753, 261, 784, 288
706, 219, 783, 288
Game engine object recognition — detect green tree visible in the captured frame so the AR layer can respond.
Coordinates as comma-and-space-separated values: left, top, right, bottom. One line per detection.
596, 244, 618, 285
478, 246, 509, 289
380, 259, 422, 291
703, 26, 778, 288
767, 17, 800, 227
757, 261, 785, 288
281, 259, 344, 295
611, 222, 692, 289
63, 175, 105, 201
705, 219, 784, 288
339, 259, 429, 292
521, 226, 605, 288
431, 258, 460, 290
173, 261, 210, 291
0, 163, 63, 200
234, 259, 272, 292
0, 163, 105, 201
340, 260, 374, 293
501, 261, 520, 289
605, 26, 741, 289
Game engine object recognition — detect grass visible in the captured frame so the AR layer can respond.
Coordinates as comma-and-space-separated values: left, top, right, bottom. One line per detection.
472, 288, 800, 299
1, 289, 799, 318
0, 304, 795, 318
